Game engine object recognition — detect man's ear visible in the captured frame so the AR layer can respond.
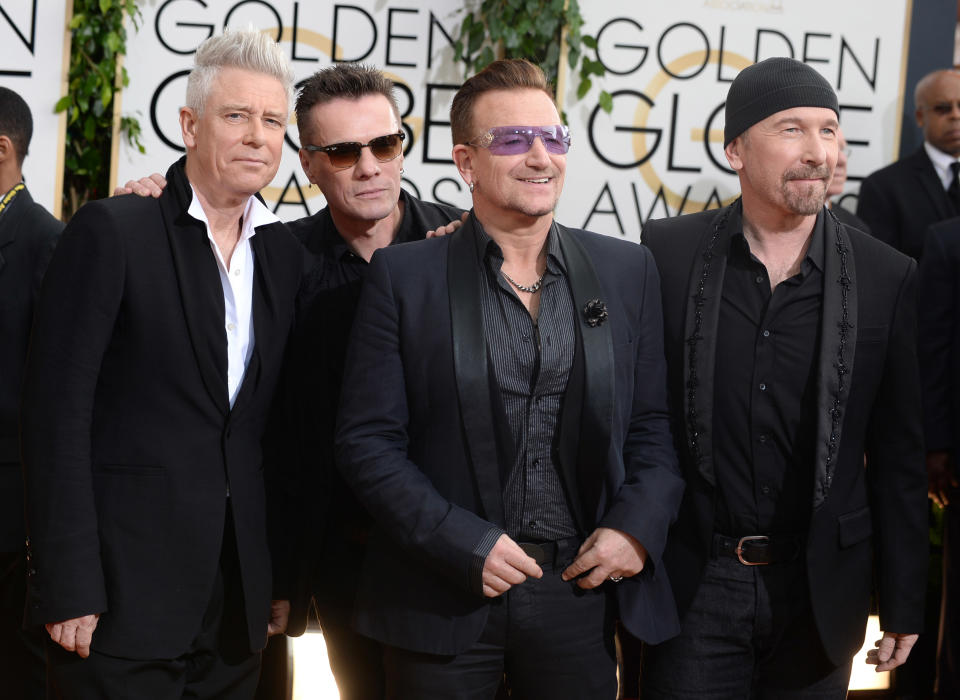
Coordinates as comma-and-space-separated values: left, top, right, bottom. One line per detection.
724, 137, 744, 172
452, 144, 474, 186
0, 134, 14, 165
180, 107, 199, 149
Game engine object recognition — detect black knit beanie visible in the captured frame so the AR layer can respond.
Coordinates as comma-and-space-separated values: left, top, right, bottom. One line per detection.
724, 57, 839, 146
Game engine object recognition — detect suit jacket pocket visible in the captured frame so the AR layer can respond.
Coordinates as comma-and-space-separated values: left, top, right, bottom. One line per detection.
838, 506, 872, 548
855, 325, 888, 345
94, 464, 164, 476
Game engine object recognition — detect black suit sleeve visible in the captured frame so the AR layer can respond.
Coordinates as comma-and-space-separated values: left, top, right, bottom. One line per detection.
598, 246, 683, 566
335, 250, 500, 594
919, 224, 957, 451
865, 259, 928, 633
20, 201, 124, 624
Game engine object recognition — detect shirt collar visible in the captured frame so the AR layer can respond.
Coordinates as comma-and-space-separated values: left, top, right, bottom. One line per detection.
186, 186, 279, 242
729, 206, 825, 274
925, 141, 960, 189
473, 218, 567, 275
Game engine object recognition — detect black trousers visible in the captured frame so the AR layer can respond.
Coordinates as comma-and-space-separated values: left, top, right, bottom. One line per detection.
641, 555, 852, 699
0, 549, 47, 700
47, 508, 260, 700
938, 493, 960, 697
382, 538, 617, 700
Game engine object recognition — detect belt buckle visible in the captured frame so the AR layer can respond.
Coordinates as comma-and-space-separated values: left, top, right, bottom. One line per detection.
735, 535, 769, 566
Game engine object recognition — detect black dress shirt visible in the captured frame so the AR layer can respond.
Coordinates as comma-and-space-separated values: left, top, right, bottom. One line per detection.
280, 190, 463, 610
474, 223, 579, 542
712, 211, 826, 537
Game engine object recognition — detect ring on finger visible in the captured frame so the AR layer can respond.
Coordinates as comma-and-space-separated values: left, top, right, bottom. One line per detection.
609, 575, 624, 583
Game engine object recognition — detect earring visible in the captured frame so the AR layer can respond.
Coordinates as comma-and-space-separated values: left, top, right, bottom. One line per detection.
400, 167, 405, 175
469, 181, 475, 193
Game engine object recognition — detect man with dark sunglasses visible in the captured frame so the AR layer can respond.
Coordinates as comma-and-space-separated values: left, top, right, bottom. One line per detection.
336, 58, 682, 698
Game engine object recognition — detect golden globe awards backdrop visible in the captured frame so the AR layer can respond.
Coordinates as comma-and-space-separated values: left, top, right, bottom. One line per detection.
556, 0, 913, 239
117, 0, 912, 241
116, 0, 472, 220
0, 1, 71, 218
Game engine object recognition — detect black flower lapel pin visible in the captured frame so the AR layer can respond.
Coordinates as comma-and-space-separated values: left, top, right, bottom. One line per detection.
583, 299, 608, 327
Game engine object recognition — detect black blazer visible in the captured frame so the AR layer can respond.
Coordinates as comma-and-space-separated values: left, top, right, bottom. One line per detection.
335, 215, 684, 655
20, 158, 303, 659
0, 187, 61, 552
919, 216, 960, 453
857, 145, 955, 259
643, 204, 928, 666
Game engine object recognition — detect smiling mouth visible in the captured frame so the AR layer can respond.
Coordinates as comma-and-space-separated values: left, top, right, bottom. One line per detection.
521, 177, 551, 184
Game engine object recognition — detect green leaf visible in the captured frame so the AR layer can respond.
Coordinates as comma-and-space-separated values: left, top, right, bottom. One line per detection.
598, 90, 613, 113
582, 35, 597, 49
99, 0, 112, 13
54, 95, 71, 113
577, 77, 592, 100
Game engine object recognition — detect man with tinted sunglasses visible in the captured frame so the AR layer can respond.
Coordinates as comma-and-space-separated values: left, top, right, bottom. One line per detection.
336, 59, 682, 698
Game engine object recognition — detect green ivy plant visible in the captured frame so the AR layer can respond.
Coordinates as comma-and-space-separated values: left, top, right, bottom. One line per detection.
453, 0, 612, 115
55, 0, 144, 217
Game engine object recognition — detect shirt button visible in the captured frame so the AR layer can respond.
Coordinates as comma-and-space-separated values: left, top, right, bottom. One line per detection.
758, 434, 768, 443
759, 383, 766, 391
760, 485, 771, 495
233, 268, 241, 276
762, 330, 771, 338
755, 275, 764, 284
533, 459, 540, 468
227, 323, 236, 332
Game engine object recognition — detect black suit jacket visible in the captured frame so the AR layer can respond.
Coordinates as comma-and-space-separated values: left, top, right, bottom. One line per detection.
857, 145, 954, 259
335, 215, 684, 655
274, 191, 464, 637
20, 158, 303, 659
0, 187, 61, 552
643, 204, 928, 666
919, 216, 960, 453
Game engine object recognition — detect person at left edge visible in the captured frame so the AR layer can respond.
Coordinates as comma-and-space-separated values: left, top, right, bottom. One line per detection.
0, 86, 62, 700
20, 30, 301, 700
335, 58, 683, 698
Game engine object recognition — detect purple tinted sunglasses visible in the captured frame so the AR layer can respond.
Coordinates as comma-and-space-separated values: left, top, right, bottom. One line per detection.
468, 125, 571, 155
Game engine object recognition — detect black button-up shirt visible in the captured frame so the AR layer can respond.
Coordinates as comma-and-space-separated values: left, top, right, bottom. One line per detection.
713, 211, 825, 537
474, 222, 579, 542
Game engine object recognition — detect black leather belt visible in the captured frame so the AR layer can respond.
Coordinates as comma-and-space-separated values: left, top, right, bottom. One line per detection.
518, 537, 581, 567
713, 534, 801, 565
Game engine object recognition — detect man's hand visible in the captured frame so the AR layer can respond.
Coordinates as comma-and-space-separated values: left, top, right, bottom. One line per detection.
927, 450, 957, 507
267, 599, 290, 637
113, 173, 167, 198
866, 631, 918, 672
481, 534, 543, 598
46, 614, 100, 658
426, 211, 469, 238
561, 527, 648, 589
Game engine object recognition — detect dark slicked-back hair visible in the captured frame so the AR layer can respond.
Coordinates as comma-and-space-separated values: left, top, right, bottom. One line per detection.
295, 63, 401, 145
450, 59, 553, 146
0, 87, 33, 165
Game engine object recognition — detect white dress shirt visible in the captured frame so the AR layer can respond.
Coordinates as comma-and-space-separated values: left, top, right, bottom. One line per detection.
924, 140, 960, 190
186, 188, 280, 408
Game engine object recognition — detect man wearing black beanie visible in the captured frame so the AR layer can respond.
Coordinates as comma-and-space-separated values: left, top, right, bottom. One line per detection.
640, 56, 927, 697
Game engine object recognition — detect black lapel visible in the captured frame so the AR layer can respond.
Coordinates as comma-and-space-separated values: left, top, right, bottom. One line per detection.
813, 210, 858, 508
682, 205, 735, 487
159, 158, 229, 416
448, 216, 505, 527
230, 230, 278, 417
0, 188, 29, 273
556, 225, 614, 530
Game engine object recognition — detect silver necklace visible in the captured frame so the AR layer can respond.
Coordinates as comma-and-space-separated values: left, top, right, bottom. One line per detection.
501, 269, 545, 293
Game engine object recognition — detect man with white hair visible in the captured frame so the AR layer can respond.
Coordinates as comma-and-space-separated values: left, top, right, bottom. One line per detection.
20, 30, 301, 699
